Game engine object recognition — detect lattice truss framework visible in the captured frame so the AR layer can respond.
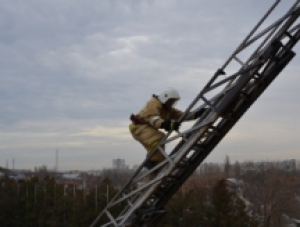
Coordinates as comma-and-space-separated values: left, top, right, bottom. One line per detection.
91, 1, 300, 226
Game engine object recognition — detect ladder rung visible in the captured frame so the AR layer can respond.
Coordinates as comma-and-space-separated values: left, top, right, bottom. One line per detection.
233, 56, 245, 66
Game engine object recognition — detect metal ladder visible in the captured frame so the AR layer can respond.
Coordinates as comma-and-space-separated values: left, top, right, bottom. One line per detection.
91, 1, 300, 226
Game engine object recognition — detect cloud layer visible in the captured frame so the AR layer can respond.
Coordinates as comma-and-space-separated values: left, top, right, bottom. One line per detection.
1, 0, 300, 170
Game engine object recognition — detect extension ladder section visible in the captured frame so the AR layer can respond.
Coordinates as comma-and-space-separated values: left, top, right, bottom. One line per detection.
91, 1, 300, 226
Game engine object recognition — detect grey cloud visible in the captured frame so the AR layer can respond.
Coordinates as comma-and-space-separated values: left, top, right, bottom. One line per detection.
1, 0, 300, 169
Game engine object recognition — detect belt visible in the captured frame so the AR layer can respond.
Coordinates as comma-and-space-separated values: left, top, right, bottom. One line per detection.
130, 114, 147, 124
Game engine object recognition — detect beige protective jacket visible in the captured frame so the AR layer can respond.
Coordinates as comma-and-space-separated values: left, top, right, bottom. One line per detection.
129, 96, 192, 162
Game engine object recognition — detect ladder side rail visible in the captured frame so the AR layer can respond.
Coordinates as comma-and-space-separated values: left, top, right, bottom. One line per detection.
246, 16, 299, 66
205, 42, 296, 195
284, 27, 300, 50
114, 142, 203, 226
181, 70, 235, 121
207, 3, 291, 113
285, 23, 300, 38
104, 210, 119, 227
251, 13, 300, 76
216, 40, 283, 116
169, 62, 265, 163
93, 79, 239, 226
238, 3, 299, 62
102, 74, 222, 208
169, 71, 259, 162
149, 38, 294, 224
90, 165, 148, 226
170, 2, 291, 125
104, 34, 294, 227
110, 165, 167, 206
91, 151, 168, 226
148, 64, 260, 211
223, 15, 294, 95
150, 50, 296, 227
259, 31, 300, 82
176, 68, 225, 124
225, 28, 288, 95
258, 0, 300, 50
286, 0, 300, 15
96, 172, 158, 226
220, 0, 281, 70
144, 117, 221, 226
267, 8, 300, 47
91, 160, 154, 221
242, 6, 300, 55
184, 69, 258, 120
109, 24, 296, 222
173, 121, 214, 142
168, 120, 215, 167
123, 119, 217, 221
247, 5, 300, 63
150, 30, 300, 226
129, 12, 295, 227
101, 28, 298, 227
92, 211, 125, 227
94, 126, 176, 222
117, 169, 173, 227
178, 51, 268, 124
224, 5, 300, 93
205, 61, 268, 93
92, 116, 216, 226
123, 70, 231, 190
114, 182, 165, 227
92, 195, 135, 227
245, 24, 282, 66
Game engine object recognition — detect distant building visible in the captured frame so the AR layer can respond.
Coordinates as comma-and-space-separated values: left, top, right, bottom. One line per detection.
294, 159, 300, 171
112, 159, 126, 169
239, 160, 300, 173
132, 165, 139, 171
61, 173, 82, 181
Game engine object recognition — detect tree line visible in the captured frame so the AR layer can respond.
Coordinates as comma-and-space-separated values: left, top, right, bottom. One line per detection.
1, 160, 300, 226
0, 175, 119, 227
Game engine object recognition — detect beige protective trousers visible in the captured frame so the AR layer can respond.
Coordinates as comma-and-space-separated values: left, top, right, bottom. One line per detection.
129, 123, 165, 164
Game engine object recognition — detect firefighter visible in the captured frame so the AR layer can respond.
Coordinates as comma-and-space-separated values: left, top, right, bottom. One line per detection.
129, 88, 206, 179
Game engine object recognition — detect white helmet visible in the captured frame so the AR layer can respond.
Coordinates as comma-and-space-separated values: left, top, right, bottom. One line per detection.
158, 88, 180, 104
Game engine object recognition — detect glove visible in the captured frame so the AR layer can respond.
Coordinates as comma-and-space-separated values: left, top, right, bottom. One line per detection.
160, 120, 181, 132
194, 108, 207, 119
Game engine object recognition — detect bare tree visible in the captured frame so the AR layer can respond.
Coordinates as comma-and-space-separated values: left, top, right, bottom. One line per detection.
224, 155, 231, 178
234, 161, 241, 179
243, 164, 299, 227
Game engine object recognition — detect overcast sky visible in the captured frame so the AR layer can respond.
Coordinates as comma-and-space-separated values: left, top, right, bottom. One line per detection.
1, 0, 300, 171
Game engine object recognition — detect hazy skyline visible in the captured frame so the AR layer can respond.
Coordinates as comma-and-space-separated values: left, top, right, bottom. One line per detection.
1, 0, 300, 170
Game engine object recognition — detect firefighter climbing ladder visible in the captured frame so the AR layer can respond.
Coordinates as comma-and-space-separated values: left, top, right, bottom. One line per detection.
91, 1, 300, 226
